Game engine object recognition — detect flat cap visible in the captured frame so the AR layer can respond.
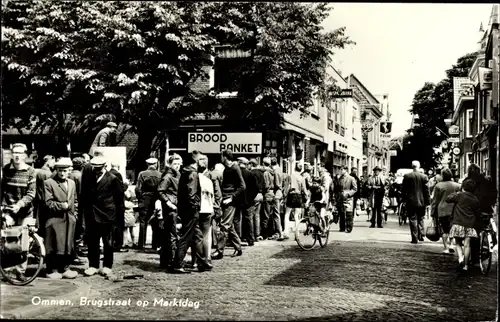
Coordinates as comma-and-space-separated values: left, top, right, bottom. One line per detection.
12, 143, 27, 152
373, 166, 382, 171
54, 157, 73, 168
412, 160, 421, 168
90, 156, 107, 167
237, 157, 249, 165
146, 158, 158, 164
249, 158, 259, 166
107, 121, 117, 128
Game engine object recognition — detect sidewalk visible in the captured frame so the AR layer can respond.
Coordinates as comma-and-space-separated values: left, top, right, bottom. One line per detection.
0, 278, 95, 319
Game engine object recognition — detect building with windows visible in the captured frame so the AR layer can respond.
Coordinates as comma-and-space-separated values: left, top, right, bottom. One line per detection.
346, 74, 389, 174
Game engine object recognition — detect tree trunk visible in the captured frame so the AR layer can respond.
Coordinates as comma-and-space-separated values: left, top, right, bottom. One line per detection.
56, 110, 69, 158
131, 124, 157, 182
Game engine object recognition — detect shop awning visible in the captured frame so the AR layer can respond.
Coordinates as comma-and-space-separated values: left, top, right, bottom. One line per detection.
282, 120, 324, 142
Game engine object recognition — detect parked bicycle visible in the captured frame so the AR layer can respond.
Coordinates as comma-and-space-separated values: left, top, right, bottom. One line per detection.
398, 202, 407, 226
0, 207, 45, 286
295, 201, 332, 251
478, 213, 497, 275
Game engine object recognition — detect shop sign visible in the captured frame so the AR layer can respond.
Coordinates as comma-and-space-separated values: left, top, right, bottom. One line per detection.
448, 125, 460, 136
452, 147, 461, 155
478, 67, 492, 91
389, 150, 397, 156
188, 132, 262, 154
331, 89, 353, 98
447, 137, 460, 143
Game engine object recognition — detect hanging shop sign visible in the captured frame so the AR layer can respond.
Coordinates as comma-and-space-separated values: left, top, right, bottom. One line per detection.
331, 89, 353, 98
478, 67, 493, 91
447, 137, 460, 143
452, 147, 461, 156
188, 132, 262, 154
448, 125, 460, 136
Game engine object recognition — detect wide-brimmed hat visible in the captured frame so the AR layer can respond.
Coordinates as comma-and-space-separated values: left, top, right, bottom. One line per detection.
54, 157, 73, 168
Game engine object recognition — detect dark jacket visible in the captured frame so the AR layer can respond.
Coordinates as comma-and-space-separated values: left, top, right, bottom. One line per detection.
68, 169, 82, 217
158, 167, 180, 212
466, 173, 497, 214
431, 180, 460, 218
221, 163, 246, 204
262, 166, 275, 200
177, 165, 200, 215
135, 168, 161, 201
251, 168, 265, 193
350, 172, 361, 198
241, 167, 259, 208
88, 171, 124, 225
402, 171, 430, 208
446, 191, 481, 229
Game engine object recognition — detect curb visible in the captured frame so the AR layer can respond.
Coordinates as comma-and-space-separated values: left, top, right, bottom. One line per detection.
1, 281, 99, 319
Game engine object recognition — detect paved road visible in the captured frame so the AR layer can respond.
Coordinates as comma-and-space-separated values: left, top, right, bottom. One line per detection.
2, 213, 497, 321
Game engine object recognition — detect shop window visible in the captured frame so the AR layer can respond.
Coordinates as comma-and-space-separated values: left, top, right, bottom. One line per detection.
213, 47, 251, 94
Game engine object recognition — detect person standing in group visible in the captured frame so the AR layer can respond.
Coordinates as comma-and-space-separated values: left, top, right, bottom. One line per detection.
210, 163, 224, 249
301, 164, 313, 191
108, 161, 126, 253
34, 155, 55, 238
431, 168, 460, 254
402, 160, 430, 244
157, 154, 182, 270
248, 159, 264, 242
335, 166, 357, 233
368, 166, 385, 228
213, 150, 245, 259
69, 157, 86, 265
1, 143, 37, 282
350, 167, 361, 217
43, 158, 78, 279
446, 179, 482, 272
198, 154, 216, 262
136, 158, 161, 250
237, 157, 259, 246
89, 121, 117, 155
171, 151, 212, 273
260, 158, 276, 240
283, 163, 308, 239
83, 156, 124, 279
270, 157, 284, 241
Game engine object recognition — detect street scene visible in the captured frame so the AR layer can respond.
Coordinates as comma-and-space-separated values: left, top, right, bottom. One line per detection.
1, 2, 499, 321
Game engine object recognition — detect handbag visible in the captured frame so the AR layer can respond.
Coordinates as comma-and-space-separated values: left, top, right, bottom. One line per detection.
425, 217, 441, 242
1, 225, 30, 254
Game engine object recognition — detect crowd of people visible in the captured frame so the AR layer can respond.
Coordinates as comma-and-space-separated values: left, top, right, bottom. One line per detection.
1, 140, 497, 281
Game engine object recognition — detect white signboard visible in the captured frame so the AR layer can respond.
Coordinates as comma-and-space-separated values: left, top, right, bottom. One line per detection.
93, 146, 127, 180
447, 137, 460, 143
452, 147, 461, 156
188, 132, 262, 154
389, 150, 397, 156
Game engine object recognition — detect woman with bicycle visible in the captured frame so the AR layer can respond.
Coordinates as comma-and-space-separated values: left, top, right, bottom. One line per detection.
307, 176, 329, 236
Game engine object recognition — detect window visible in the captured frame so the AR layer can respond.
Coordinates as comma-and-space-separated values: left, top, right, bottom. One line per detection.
466, 109, 474, 138
327, 109, 333, 131
310, 96, 320, 116
213, 47, 251, 94
466, 152, 473, 172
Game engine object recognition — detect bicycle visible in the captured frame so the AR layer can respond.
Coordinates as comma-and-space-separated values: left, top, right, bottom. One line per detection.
295, 201, 331, 251
0, 208, 46, 286
398, 202, 407, 226
478, 213, 497, 275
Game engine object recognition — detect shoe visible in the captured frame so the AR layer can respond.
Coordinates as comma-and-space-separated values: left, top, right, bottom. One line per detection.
418, 237, 424, 242
198, 263, 213, 272
247, 241, 255, 246
62, 270, 78, 279
283, 235, 290, 240
268, 235, 277, 240
369, 225, 375, 228
410, 241, 418, 244
448, 248, 455, 254
377, 226, 383, 228
257, 236, 263, 241
172, 268, 191, 274
339, 229, 345, 232
212, 251, 224, 260
232, 249, 243, 257
99, 267, 113, 277
46, 272, 63, 280
184, 262, 198, 270
277, 236, 285, 241
345, 230, 352, 234
84, 267, 98, 276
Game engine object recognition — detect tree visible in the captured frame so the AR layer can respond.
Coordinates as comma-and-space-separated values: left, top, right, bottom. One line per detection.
403, 51, 479, 169
2, 1, 353, 172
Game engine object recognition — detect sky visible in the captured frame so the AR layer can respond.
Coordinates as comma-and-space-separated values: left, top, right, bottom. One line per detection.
323, 3, 493, 137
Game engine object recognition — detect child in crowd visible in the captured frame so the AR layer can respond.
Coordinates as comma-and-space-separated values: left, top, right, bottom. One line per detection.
446, 178, 481, 272
123, 182, 138, 249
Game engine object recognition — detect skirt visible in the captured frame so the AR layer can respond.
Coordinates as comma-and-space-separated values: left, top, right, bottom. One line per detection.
449, 224, 478, 239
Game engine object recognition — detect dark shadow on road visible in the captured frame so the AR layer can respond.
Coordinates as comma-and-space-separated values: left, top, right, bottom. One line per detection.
266, 240, 497, 322
122, 259, 163, 272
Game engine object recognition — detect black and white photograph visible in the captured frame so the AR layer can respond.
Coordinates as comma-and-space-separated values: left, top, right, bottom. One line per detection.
0, 1, 498, 321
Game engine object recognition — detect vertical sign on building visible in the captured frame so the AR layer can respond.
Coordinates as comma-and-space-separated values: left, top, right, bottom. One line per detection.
379, 122, 392, 144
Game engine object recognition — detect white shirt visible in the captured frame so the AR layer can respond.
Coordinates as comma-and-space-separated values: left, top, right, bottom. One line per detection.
96, 172, 106, 183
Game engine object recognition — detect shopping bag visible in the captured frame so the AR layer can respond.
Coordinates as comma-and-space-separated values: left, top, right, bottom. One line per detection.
425, 217, 441, 242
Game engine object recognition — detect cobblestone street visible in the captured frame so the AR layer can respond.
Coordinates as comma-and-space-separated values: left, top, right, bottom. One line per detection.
2, 214, 497, 321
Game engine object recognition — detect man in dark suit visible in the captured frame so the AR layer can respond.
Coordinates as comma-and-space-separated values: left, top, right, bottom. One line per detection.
136, 158, 161, 250
69, 157, 85, 264
109, 161, 126, 252
237, 157, 259, 246
402, 160, 430, 244
83, 156, 124, 278
368, 166, 385, 228
34, 155, 55, 238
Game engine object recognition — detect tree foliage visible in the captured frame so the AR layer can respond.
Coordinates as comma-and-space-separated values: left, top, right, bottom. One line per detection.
400, 51, 478, 169
1, 1, 353, 167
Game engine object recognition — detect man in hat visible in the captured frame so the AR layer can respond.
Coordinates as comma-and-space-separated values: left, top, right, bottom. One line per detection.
69, 157, 86, 264
89, 121, 117, 154
336, 165, 357, 233
237, 157, 259, 246
136, 157, 161, 250
34, 155, 56, 236
43, 158, 78, 279
368, 166, 385, 228
83, 156, 124, 278
248, 159, 264, 241
109, 161, 126, 252
402, 160, 430, 244
1, 143, 37, 281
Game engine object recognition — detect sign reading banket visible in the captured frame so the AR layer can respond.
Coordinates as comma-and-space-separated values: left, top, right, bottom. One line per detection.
188, 132, 262, 154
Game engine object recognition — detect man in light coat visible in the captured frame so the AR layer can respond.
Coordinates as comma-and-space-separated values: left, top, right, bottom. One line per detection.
336, 165, 357, 233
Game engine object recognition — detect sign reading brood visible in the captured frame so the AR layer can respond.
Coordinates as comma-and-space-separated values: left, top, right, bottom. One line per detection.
188, 133, 262, 154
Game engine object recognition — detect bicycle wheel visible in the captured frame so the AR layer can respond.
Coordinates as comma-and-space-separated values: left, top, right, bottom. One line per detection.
318, 218, 330, 248
295, 218, 317, 251
0, 231, 45, 286
479, 231, 492, 275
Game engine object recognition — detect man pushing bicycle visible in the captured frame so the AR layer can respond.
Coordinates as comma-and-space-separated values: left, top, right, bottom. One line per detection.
1, 143, 37, 282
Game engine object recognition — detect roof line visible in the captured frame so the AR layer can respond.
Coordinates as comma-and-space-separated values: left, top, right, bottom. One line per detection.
347, 74, 380, 104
